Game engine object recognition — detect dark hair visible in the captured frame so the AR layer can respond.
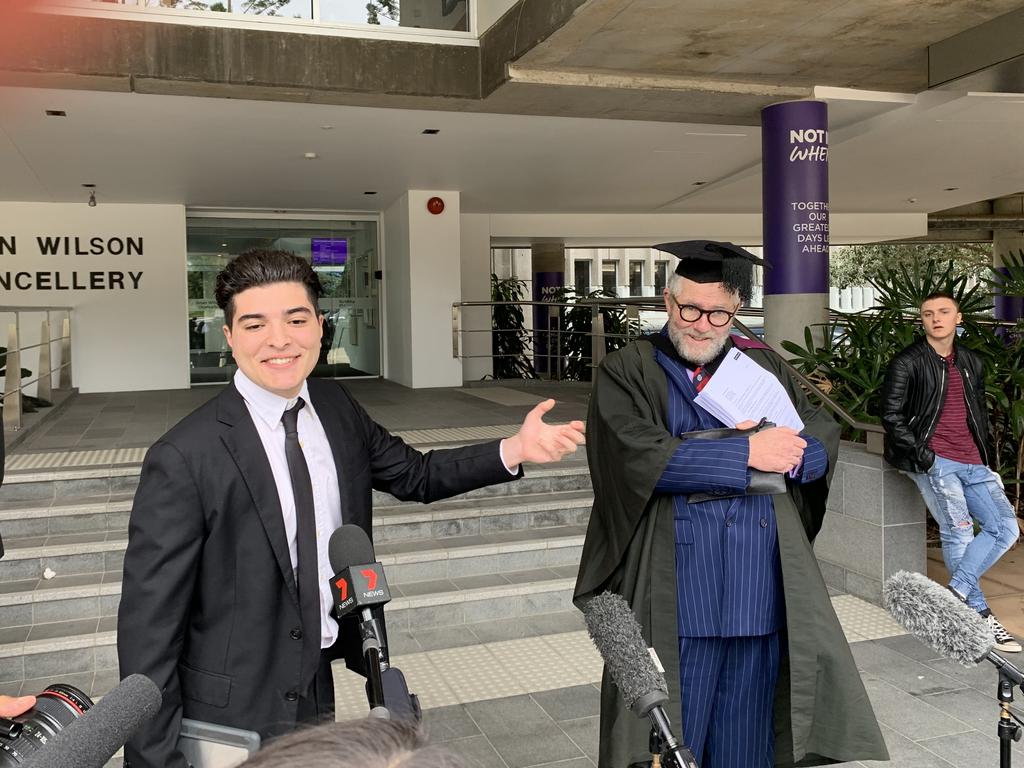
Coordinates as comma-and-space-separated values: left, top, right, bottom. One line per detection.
238, 719, 468, 768
215, 249, 323, 327
920, 291, 959, 311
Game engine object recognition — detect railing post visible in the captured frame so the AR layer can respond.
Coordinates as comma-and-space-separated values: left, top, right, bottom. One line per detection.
548, 304, 560, 381
451, 304, 461, 359
37, 318, 52, 403
4, 322, 22, 431
60, 316, 72, 389
592, 306, 606, 370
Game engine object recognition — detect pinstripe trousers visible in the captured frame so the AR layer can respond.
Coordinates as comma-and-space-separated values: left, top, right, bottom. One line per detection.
678, 633, 781, 768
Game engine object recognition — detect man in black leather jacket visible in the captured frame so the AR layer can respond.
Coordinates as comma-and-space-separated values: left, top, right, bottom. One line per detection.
882, 291, 1020, 652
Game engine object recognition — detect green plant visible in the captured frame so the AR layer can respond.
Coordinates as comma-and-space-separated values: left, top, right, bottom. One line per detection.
547, 287, 639, 382
489, 275, 537, 380
0, 346, 48, 414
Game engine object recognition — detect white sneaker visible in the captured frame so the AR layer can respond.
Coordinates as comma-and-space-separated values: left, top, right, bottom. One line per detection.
988, 614, 1023, 653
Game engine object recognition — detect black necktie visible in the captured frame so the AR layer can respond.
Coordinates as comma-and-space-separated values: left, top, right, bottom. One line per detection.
281, 399, 320, 659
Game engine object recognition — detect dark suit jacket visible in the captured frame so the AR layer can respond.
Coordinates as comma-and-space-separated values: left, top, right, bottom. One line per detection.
118, 378, 518, 768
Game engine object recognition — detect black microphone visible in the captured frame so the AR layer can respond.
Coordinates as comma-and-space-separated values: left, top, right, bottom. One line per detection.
22, 674, 162, 768
327, 525, 419, 722
584, 591, 699, 768
883, 571, 1024, 684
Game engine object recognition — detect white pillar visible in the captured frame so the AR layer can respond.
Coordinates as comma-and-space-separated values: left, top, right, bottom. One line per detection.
383, 190, 463, 388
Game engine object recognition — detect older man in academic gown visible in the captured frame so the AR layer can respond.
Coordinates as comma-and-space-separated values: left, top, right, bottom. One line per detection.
575, 241, 887, 768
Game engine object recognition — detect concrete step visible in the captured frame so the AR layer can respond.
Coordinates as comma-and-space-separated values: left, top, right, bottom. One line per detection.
0, 525, 585, 629
0, 486, 592, 578
0, 576, 577, 694
0, 452, 590, 503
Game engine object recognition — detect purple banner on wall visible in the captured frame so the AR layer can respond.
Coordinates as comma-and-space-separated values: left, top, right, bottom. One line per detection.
533, 271, 564, 375
762, 100, 829, 295
994, 267, 1024, 321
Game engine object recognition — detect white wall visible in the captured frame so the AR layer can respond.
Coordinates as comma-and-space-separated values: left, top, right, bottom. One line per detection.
475, 0, 521, 33
383, 191, 463, 388
0, 202, 188, 393
383, 194, 413, 387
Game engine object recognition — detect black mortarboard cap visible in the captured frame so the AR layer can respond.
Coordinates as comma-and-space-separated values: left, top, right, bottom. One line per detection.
653, 240, 765, 302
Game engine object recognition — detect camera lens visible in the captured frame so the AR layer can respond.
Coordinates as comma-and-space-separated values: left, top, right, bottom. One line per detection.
0, 684, 93, 765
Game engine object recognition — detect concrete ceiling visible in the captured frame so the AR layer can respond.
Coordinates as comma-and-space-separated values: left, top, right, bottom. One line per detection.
1, 82, 1022, 223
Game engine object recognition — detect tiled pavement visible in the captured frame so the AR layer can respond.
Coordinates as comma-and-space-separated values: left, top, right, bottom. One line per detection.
6, 380, 1024, 767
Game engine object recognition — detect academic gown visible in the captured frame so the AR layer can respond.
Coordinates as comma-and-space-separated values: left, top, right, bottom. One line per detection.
574, 338, 888, 768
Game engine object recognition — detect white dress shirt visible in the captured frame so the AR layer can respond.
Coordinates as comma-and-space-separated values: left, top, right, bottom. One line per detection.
234, 370, 343, 649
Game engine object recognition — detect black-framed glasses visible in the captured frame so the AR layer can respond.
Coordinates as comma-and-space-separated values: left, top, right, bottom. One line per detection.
668, 294, 737, 327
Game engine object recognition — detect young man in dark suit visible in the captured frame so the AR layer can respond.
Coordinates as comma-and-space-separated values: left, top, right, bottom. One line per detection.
118, 249, 585, 768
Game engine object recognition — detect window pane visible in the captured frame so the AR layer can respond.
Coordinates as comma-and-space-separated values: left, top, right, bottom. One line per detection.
601, 261, 617, 294
186, 217, 380, 385
140, 0, 313, 19
574, 261, 589, 294
319, 0, 468, 31
629, 260, 643, 296
654, 261, 668, 293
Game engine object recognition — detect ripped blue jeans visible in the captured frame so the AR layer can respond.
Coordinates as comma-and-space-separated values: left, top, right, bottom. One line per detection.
908, 456, 1018, 613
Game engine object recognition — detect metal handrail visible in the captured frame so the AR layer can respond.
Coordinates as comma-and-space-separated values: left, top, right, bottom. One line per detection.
1, 307, 74, 431
452, 296, 886, 452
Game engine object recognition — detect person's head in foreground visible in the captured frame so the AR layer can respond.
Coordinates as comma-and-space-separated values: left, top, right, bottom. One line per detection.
238, 717, 469, 768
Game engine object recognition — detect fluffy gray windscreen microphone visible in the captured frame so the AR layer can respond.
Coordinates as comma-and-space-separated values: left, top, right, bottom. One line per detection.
23, 674, 162, 768
584, 591, 668, 716
883, 570, 994, 666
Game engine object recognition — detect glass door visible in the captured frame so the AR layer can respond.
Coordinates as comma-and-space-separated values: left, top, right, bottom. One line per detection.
185, 215, 381, 385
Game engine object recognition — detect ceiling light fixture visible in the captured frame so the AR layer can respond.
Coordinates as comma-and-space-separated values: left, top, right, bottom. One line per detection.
304, 152, 318, 159
422, 128, 440, 135
320, 125, 334, 130
944, 187, 959, 191
82, 183, 97, 207
692, 181, 708, 186
906, 197, 918, 203
45, 110, 67, 117
363, 191, 378, 195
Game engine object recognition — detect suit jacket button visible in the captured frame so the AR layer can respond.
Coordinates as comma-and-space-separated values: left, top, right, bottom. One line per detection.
285, 690, 299, 702
725, 519, 735, 528
760, 519, 768, 528
290, 628, 303, 640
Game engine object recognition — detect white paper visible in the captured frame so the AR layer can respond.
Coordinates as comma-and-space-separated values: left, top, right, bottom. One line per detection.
693, 348, 805, 431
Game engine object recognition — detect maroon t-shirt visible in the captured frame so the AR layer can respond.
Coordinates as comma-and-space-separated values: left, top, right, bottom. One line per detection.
929, 351, 982, 465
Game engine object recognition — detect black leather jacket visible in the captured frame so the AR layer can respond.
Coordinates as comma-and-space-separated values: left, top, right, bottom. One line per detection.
881, 338, 989, 473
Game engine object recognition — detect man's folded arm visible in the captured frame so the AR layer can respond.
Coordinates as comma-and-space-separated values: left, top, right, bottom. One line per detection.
655, 437, 751, 495
118, 441, 204, 768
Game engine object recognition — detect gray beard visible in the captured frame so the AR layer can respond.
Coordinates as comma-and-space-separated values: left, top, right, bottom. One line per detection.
667, 323, 731, 367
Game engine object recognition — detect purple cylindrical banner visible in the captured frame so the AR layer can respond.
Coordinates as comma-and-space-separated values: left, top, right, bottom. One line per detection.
762, 100, 829, 295
994, 267, 1024, 321
532, 271, 564, 375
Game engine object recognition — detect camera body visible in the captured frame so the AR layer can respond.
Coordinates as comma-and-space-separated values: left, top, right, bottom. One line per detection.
0, 685, 93, 765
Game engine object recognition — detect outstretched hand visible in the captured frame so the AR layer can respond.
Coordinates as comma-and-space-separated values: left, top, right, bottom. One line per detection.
502, 399, 586, 467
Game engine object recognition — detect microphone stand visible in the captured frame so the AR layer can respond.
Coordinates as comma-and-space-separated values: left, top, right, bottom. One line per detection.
983, 652, 1024, 767
359, 608, 390, 719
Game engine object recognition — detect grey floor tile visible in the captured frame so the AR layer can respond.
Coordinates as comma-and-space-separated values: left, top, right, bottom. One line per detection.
526, 612, 586, 636
397, 579, 458, 597
465, 696, 584, 768
917, 727, 1024, 766
422, 704, 481, 743
557, 717, 598, 762
921, 656, 1007, 695
0, 578, 39, 594
36, 572, 104, 591
91, 667, 121, 697
918, 686, 1013, 735
851, 642, 965, 697
504, 568, 561, 584
551, 565, 581, 579
442, 735, 508, 767
861, 724, 955, 767
27, 618, 99, 641
533, 759, 594, 768
452, 574, 510, 590
862, 677, 973, 741
386, 630, 421, 656
0, 625, 31, 644
98, 616, 117, 632
413, 626, 483, 652
469, 617, 538, 643
532, 685, 601, 722
21, 671, 95, 698
874, 633, 945, 664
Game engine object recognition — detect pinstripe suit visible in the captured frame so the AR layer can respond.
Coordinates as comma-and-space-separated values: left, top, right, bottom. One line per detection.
653, 346, 829, 768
